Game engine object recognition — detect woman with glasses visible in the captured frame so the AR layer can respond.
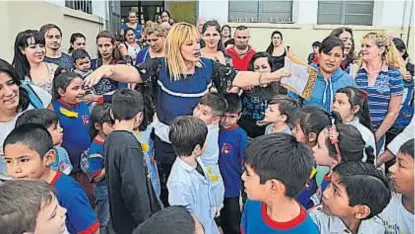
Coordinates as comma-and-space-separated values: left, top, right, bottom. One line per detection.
120, 11, 142, 41
330, 27, 357, 70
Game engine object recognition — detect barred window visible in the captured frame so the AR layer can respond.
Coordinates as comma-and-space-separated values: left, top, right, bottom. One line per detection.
228, 0, 293, 24
317, 0, 374, 25
65, 0, 93, 14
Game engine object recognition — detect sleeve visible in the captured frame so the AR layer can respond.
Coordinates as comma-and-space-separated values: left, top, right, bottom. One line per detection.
389, 69, 404, 96
64, 183, 99, 233
152, 118, 171, 143
167, 181, 195, 213
388, 116, 414, 155
119, 144, 154, 225
240, 199, 249, 234
211, 60, 238, 93
30, 84, 52, 108
88, 154, 104, 178
288, 90, 300, 100
134, 57, 163, 84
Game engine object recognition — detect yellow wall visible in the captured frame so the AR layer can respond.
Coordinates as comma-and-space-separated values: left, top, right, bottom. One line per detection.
228, 23, 414, 63
169, 1, 197, 24
0, 1, 104, 63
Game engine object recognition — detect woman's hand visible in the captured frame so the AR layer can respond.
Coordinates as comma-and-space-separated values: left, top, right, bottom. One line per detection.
84, 65, 113, 88
270, 69, 291, 82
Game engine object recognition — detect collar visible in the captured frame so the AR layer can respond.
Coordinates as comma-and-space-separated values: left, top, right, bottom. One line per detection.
327, 213, 385, 233
221, 124, 239, 131
315, 65, 346, 82
176, 157, 202, 172
360, 62, 389, 73
261, 202, 307, 230
93, 137, 104, 145
50, 171, 63, 185
58, 99, 78, 108
345, 116, 360, 126
228, 46, 253, 56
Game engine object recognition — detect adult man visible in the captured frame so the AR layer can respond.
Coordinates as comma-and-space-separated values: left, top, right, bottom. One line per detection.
226, 26, 256, 71
40, 24, 72, 70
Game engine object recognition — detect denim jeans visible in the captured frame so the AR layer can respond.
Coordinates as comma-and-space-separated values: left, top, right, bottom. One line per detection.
95, 183, 110, 234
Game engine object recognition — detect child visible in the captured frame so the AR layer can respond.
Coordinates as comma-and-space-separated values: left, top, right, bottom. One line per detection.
85, 103, 113, 234
307, 41, 321, 65
310, 161, 392, 233
51, 72, 94, 203
261, 95, 300, 135
15, 109, 73, 175
104, 89, 161, 234
218, 93, 248, 234
72, 49, 93, 78
241, 133, 319, 233
0, 180, 67, 234
333, 86, 376, 163
3, 124, 99, 234
167, 116, 219, 234
380, 139, 414, 233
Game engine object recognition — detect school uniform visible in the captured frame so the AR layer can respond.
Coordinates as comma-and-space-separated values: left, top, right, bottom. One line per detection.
380, 194, 414, 234
345, 117, 377, 163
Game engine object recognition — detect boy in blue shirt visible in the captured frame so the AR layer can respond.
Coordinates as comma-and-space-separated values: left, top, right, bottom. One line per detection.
241, 133, 319, 234
219, 93, 248, 234
3, 124, 99, 234
168, 116, 220, 234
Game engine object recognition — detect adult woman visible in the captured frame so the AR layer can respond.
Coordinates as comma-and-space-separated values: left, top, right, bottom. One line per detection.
265, 30, 292, 70
12, 29, 58, 94
330, 27, 356, 70
221, 24, 233, 49
0, 58, 51, 178
68, 33, 86, 54
135, 21, 166, 64
201, 20, 232, 66
160, 10, 172, 24
120, 11, 142, 40
239, 52, 287, 138
119, 28, 141, 64
85, 23, 290, 205
354, 32, 404, 147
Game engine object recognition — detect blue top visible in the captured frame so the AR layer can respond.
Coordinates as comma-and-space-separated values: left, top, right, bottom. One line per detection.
355, 66, 404, 127
135, 46, 151, 65
289, 65, 356, 112
44, 52, 72, 71
87, 138, 107, 200
91, 58, 128, 97
295, 167, 318, 209
121, 23, 143, 39
51, 171, 99, 234
52, 100, 91, 172
218, 125, 248, 198
241, 199, 319, 234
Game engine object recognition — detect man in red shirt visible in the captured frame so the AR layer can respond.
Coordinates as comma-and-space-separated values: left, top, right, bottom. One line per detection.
226, 26, 256, 71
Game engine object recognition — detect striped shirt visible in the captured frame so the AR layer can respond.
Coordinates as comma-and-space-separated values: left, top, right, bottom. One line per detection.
355, 65, 403, 127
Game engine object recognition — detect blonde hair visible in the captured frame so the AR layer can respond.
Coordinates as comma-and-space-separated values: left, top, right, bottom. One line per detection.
360, 32, 405, 72
144, 21, 166, 37
165, 22, 201, 81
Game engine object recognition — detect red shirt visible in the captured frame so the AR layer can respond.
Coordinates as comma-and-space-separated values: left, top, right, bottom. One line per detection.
226, 47, 256, 71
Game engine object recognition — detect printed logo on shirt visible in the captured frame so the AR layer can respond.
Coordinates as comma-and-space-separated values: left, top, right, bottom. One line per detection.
81, 115, 89, 126
221, 143, 232, 155
383, 220, 407, 234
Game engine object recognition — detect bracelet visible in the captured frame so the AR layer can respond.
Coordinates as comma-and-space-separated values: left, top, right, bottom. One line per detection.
258, 72, 264, 85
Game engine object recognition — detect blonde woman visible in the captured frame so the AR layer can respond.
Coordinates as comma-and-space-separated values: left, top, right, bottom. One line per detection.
354, 32, 404, 152
84, 22, 289, 209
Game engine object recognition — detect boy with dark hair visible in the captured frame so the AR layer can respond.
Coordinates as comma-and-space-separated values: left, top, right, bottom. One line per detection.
0, 180, 67, 234
262, 95, 300, 135
134, 206, 205, 234
310, 161, 392, 233
241, 133, 319, 233
104, 89, 161, 234
307, 41, 321, 64
167, 116, 220, 234
218, 93, 248, 234
16, 109, 73, 175
72, 49, 93, 78
380, 139, 414, 233
3, 124, 99, 234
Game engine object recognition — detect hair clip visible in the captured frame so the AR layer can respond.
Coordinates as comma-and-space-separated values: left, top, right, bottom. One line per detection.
328, 119, 341, 158
361, 90, 369, 99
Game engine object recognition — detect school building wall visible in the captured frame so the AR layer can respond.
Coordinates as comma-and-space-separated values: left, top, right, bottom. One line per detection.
0, 1, 107, 63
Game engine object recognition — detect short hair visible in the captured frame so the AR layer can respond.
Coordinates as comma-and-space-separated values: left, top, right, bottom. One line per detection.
399, 139, 414, 158
312, 41, 321, 47
297, 106, 331, 137
133, 206, 195, 234
268, 95, 301, 128
39, 24, 62, 37
199, 93, 227, 117
89, 103, 112, 139
235, 25, 248, 31
333, 162, 392, 219
15, 109, 59, 129
3, 124, 53, 159
319, 36, 345, 56
245, 133, 314, 198
111, 89, 144, 121
52, 72, 82, 99
0, 180, 56, 234
72, 49, 91, 63
169, 116, 208, 157
223, 93, 242, 114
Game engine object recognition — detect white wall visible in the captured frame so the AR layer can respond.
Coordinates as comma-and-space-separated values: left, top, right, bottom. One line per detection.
44, 0, 65, 7
198, 0, 228, 23
294, 0, 318, 24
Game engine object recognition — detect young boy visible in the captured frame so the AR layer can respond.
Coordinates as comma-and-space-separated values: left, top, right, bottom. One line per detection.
309, 161, 392, 234
262, 95, 300, 135
218, 93, 248, 234
0, 180, 67, 234
241, 133, 319, 233
15, 109, 73, 175
167, 116, 219, 234
72, 49, 93, 78
380, 139, 414, 233
104, 89, 161, 234
3, 124, 99, 234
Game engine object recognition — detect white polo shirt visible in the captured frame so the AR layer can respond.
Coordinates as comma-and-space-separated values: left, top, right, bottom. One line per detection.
379, 194, 414, 234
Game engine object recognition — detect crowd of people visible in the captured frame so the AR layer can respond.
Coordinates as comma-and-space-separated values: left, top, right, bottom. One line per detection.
0, 9, 413, 234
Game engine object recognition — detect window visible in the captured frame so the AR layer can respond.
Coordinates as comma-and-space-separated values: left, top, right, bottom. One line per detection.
228, 0, 293, 23
65, 0, 93, 14
317, 1, 374, 25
